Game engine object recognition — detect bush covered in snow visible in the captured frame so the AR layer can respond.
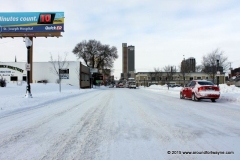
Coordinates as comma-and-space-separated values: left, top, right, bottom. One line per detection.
0, 78, 6, 87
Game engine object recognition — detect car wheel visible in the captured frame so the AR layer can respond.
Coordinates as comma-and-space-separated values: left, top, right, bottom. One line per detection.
211, 99, 216, 102
180, 92, 184, 99
192, 93, 198, 101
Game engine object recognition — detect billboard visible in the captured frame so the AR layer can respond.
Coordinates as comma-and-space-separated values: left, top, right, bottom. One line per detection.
0, 12, 64, 33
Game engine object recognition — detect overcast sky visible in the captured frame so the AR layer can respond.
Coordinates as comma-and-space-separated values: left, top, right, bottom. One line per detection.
1, 0, 240, 78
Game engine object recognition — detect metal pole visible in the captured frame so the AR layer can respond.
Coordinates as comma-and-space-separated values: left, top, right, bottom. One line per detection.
26, 46, 32, 97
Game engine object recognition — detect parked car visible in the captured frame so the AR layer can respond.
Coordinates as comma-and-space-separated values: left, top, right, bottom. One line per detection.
167, 84, 175, 88
129, 82, 136, 89
167, 84, 181, 87
180, 80, 220, 102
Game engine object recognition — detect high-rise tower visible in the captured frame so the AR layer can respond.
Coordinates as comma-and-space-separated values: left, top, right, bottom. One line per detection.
121, 43, 135, 79
122, 43, 128, 75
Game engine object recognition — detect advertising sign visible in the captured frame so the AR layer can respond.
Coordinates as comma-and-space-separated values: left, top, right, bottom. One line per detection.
60, 74, 69, 79
0, 12, 64, 33
59, 68, 69, 79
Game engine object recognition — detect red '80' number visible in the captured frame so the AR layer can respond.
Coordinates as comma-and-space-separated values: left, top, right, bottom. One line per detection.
40, 14, 51, 23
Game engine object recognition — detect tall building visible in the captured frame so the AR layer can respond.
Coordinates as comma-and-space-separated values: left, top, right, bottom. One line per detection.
121, 43, 135, 79
122, 43, 128, 75
181, 57, 196, 72
128, 45, 135, 72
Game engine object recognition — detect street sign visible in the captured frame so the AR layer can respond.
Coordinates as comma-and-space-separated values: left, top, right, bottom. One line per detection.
59, 69, 69, 79
25, 63, 30, 71
60, 74, 69, 79
217, 71, 220, 76
90, 68, 98, 73
96, 80, 101, 83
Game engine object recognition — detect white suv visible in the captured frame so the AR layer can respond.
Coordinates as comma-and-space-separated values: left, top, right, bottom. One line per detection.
129, 82, 136, 89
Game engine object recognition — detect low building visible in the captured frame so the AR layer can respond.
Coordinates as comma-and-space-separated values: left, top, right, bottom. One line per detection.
135, 72, 225, 87
0, 61, 90, 88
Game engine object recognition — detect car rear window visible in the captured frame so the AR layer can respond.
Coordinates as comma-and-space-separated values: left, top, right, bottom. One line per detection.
198, 81, 214, 85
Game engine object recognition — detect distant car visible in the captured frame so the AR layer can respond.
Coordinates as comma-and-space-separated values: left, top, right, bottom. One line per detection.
109, 84, 114, 88
180, 80, 220, 102
129, 82, 136, 89
168, 84, 176, 88
118, 83, 123, 88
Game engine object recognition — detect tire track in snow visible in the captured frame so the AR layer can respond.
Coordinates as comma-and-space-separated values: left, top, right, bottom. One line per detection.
130, 89, 239, 160
0, 91, 102, 159
40, 90, 113, 160
126, 90, 205, 160
0, 89, 96, 119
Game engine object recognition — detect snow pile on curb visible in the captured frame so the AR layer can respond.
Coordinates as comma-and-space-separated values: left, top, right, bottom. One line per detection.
141, 84, 240, 103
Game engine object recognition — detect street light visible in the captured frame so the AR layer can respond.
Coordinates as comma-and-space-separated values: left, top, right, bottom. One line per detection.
216, 54, 220, 87
25, 37, 32, 98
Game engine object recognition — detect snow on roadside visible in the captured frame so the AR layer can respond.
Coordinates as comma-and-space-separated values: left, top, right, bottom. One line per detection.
1, 82, 239, 117
140, 84, 240, 103
0, 83, 94, 116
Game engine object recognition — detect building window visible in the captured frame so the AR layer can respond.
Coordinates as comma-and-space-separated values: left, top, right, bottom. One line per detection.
22, 76, 27, 81
190, 77, 193, 80
197, 77, 201, 79
10, 76, 18, 81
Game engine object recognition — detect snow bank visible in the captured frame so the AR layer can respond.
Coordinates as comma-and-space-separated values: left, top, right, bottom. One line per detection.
0, 83, 94, 115
142, 84, 240, 103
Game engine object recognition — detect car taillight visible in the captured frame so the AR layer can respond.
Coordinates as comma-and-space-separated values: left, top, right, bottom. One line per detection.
198, 87, 205, 91
215, 87, 220, 91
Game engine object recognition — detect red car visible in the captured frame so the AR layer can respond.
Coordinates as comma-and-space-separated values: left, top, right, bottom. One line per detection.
180, 80, 220, 102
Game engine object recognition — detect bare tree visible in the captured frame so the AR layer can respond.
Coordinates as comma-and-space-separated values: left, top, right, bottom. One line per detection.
178, 58, 192, 86
72, 40, 118, 71
196, 64, 203, 72
201, 48, 228, 83
49, 53, 69, 92
154, 67, 163, 85
163, 65, 176, 90
97, 44, 118, 69
148, 72, 155, 85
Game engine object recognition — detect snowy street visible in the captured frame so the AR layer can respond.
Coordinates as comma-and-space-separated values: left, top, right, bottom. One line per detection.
0, 84, 239, 160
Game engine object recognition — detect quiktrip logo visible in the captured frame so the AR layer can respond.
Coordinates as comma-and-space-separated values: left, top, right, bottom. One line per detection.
45, 26, 62, 30
56, 26, 62, 30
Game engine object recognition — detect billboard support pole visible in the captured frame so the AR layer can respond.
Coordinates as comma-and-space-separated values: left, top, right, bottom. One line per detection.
25, 37, 32, 98
30, 37, 33, 83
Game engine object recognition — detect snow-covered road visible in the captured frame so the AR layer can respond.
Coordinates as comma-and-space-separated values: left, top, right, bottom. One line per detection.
0, 87, 239, 160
